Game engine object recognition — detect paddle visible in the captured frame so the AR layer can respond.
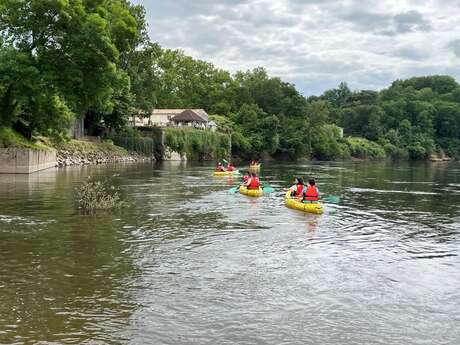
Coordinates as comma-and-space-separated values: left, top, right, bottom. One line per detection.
321, 195, 341, 204
229, 186, 240, 193
261, 182, 275, 193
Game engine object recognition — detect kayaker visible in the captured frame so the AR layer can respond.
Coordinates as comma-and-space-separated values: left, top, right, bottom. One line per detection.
245, 172, 261, 190
227, 163, 235, 172
289, 177, 305, 198
303, 179, 320, 203
242, 171, 251, 183
216, 162, 225, 172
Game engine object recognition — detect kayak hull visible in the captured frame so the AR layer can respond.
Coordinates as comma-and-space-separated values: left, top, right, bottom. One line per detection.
214, 170, 238, 177
285, 191, 324, 214
239, 186, 264, 197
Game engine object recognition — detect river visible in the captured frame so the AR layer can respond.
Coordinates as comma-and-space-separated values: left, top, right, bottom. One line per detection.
0, 161, 459, 345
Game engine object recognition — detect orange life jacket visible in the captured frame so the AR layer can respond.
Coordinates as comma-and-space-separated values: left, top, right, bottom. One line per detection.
304, 185, 319, 201
296, 184, 304, 196
248, 176, 260, 189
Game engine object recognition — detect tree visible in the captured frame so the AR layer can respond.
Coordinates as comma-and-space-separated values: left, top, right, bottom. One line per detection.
0, 0, 141, 138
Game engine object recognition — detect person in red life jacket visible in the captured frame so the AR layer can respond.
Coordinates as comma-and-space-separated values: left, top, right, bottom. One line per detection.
242, 171, 251, 183
227, 163, 235, 172
216, 162, 225, 172
303, 179, 320, 203
245, 172, 261, 190
289, 177, 305, 198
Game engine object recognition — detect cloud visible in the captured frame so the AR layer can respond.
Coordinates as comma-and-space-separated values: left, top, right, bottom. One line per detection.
393, 10, 432, 33
338, 11, 393, 33
132, 0, 460, 96
448, 39, 460, 57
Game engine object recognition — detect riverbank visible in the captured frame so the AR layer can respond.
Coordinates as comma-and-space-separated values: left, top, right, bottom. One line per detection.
55, 140, 152, 168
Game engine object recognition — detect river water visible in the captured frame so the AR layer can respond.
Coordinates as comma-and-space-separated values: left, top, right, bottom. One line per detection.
0, 161, 459, 345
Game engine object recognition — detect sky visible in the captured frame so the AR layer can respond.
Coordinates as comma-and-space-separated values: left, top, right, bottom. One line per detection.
132, 0, 460, 96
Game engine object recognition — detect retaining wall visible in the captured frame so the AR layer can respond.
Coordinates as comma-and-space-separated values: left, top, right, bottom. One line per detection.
0, 148, 57, 174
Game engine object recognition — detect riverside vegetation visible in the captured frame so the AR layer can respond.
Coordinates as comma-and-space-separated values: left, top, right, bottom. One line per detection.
0, 1, 459, 161
76, 178, 125, 212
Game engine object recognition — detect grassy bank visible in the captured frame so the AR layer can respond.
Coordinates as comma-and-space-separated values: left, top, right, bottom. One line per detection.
0, 127, 50, 150
54, 139, 128, 157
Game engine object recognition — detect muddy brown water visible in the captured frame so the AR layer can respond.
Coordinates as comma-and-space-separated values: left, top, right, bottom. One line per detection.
0, 161, 459, 344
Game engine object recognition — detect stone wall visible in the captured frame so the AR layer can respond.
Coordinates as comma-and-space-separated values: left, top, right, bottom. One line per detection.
0, 148, 57, 174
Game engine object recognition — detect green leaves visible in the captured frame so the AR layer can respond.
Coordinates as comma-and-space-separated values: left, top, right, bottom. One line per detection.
0, 0, 146, 138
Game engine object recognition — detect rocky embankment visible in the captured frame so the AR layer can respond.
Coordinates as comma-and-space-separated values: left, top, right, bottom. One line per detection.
429, 150, 453, 162
55, 140, 153, 168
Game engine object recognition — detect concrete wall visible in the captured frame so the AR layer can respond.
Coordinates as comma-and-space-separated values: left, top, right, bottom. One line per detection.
0, 148, 57, 174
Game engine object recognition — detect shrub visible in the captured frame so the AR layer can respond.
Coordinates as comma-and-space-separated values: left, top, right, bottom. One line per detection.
311, 125, 350, 160
164, 127, 231, 160
346, 137, 386, 159
383, 143, 409, 160
0, 127, 49, 149
437, 138, 460, 159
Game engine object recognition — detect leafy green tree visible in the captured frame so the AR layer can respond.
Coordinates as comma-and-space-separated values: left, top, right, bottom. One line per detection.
0, 0, 142, 138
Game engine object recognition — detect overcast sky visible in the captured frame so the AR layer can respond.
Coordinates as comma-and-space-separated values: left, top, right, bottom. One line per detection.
132, 0, 460, 96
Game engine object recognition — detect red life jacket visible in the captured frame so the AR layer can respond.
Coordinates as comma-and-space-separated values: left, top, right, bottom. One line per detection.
304, 185, 319, 201
296, 184, 304, 196
248, 176, 260, 189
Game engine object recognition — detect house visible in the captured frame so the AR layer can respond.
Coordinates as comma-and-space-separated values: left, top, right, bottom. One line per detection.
129, 109, 211, 129
171, 109, 208, 129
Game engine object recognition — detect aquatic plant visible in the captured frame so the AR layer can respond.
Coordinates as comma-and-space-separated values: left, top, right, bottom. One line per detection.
76, 179, 124, 212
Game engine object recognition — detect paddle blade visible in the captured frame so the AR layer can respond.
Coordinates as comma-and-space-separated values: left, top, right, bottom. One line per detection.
229, 187, 239, 193
322, 195, 340, 204
262, 185, 275, 193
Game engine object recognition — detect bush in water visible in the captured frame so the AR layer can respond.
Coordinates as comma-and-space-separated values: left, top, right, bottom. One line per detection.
76, 179, 124, 212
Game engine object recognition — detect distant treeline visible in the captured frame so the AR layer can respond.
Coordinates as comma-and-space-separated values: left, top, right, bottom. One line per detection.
1, 1, 459, 160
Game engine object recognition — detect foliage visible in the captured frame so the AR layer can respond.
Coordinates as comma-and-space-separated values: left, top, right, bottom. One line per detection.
0, 127, 49, 149
0, 0, 143, 137
311, 125, 350, 160
164, 128, 231, 160
346, 137, 386, 160
320, 75, 460, 160
76, 179, 124, 212
109, 134, 156, 156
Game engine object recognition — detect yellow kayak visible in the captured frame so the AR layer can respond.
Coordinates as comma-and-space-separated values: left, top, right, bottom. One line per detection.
239, 186, 264, 197
285, 190, 324, 214
214, 170, 238, 177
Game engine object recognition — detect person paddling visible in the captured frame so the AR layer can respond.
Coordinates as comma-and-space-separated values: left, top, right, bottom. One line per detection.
303, 179, 320, 203
242, 171, 251, 184
216, 162, 225, 172
289, 177, 305, 198
227, 163, 235, 172
245, 172, 261, 190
